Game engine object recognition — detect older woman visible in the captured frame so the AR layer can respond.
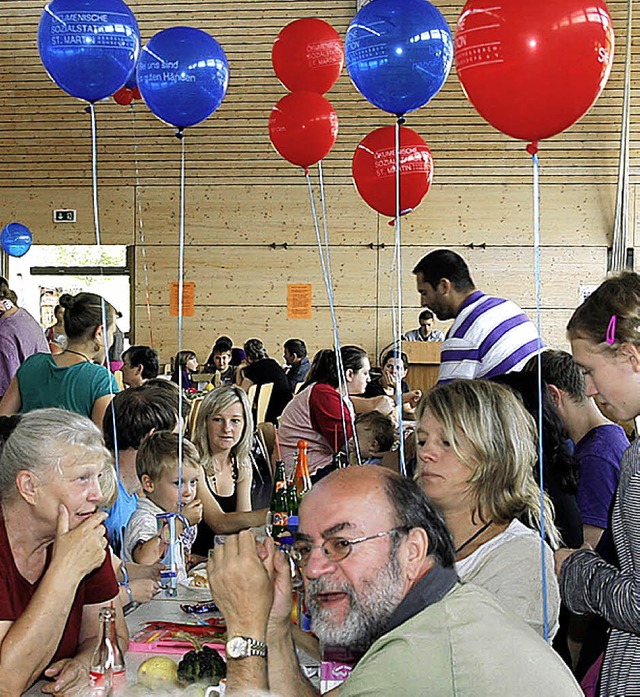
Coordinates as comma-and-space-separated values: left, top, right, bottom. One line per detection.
0, 408, 127, 694
192, 385, 267, 555
0, 292, 119, 428
414, 379, 560, 638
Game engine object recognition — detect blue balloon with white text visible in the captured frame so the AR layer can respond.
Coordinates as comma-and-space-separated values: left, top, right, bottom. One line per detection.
137, 27, 230, 129
345, 0, 453, 115
38, 0, 140, 102
1, 223, 33, 258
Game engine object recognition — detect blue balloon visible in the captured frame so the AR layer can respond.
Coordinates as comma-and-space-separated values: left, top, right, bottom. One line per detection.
38, 0, 140, 103
345, 0, 453, 115
137, 27, 230, 130
1, 223, 33, 258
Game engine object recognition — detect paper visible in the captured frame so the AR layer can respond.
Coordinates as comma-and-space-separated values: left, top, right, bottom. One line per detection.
170, 281, 195, 317
287, 283, 312, 319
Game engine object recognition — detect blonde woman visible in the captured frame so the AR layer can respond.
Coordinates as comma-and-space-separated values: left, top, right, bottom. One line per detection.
414, 379, 560, 638
192, 385, 260, 554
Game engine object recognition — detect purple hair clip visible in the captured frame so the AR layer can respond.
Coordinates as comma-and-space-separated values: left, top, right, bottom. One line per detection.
605, 314, 617, 345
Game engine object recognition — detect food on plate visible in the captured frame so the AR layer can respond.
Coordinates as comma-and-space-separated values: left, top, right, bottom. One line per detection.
190, 572, 209, 588
137, 656, 179, 688
178, 645, 227, 685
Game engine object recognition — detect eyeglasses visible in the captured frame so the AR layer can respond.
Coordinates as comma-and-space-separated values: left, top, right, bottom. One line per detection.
291, 527, 409, 567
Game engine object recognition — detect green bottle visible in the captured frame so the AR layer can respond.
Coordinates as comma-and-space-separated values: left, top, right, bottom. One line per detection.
269, 460, 290, 543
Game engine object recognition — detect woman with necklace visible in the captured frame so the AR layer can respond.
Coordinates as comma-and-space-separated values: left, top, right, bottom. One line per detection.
0, 292, 119, 428
414, 379, 561, 639
191, 385, 266, 555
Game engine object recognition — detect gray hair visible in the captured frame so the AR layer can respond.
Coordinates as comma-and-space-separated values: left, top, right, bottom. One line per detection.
0, 408, 112, 501
193, 386, 254, 481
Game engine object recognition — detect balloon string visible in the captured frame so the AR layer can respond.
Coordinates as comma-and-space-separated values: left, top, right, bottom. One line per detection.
305, 167, 355, 464
88, 102, 119, 481
177, 132, 186, 511
532, 149, 549, 642
393, 121, 406, 477
130, 104, 155, 347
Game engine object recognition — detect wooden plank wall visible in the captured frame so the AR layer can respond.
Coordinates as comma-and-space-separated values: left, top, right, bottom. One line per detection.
0, 0, 638, 366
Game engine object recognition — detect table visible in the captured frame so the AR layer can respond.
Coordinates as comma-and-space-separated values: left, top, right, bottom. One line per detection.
24, 585, 319, 695
402, 340, 441, 394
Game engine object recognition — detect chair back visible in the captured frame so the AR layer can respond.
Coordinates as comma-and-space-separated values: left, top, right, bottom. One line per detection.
187, 395, 204, 440
256, 382, 274, 424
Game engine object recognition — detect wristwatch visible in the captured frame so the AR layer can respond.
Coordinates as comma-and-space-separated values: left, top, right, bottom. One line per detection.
225, 636, 268, 659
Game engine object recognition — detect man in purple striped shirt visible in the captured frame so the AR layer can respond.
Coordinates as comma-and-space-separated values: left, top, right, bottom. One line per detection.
412, 250, 542, 383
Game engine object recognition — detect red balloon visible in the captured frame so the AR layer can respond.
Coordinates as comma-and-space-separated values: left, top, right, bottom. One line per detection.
113, 86, 133, 105
352, 126, 433, 218
455, 0, 614, 141
131, 86, 142, 100
269, 92, 339, 169
272, 18, 344, 94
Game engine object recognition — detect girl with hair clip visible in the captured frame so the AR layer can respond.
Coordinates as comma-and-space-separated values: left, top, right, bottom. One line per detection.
0, 292, 119, 428
557, 271, 640, 695
414, 379, 561, 638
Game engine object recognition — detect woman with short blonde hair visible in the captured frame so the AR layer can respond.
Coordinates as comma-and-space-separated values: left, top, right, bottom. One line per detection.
414, 379, 560, 638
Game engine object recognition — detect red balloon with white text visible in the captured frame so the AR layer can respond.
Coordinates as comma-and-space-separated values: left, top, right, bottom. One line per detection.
352, 126, 433, 218
455, 0, 614, 141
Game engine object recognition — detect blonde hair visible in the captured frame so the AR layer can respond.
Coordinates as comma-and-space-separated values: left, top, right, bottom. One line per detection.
415, 380, 560, 548
193, 385, 253, 482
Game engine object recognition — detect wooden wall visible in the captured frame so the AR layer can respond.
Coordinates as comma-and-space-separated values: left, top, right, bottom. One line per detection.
1, 0, 639, 365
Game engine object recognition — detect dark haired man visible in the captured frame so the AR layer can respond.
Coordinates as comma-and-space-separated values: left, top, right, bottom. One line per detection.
121, 345, 159, 388
283, 338, 311, 392
402, 308, 445, 342
525, 349, 626, 548
413, 249, 540, 382
208, 466, 582, 696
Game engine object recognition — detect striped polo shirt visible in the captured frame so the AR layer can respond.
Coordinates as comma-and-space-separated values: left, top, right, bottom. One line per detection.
438, 291, 542, 383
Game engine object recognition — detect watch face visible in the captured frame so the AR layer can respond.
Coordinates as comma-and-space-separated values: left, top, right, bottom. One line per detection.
227, 636, 247, 659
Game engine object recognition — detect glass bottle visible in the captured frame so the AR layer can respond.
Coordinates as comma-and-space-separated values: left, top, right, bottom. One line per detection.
269, 460, 290, 543
89, 606, 126, 695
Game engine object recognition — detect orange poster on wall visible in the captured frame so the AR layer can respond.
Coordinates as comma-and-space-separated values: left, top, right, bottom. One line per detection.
170, 281, 195, 317
287, 283, 312, 319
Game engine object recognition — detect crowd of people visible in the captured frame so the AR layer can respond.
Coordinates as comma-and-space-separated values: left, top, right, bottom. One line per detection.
0, 249, 638, 695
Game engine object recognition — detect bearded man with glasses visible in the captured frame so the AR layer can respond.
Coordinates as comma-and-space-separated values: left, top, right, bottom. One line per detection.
208, 466, 581, 696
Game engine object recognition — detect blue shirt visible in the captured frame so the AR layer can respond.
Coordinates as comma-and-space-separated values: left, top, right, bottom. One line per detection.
105, 479, 139, 557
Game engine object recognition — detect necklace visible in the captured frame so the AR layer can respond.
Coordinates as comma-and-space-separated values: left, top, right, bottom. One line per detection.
64, 348, 91, 363
455, 521, 493, 555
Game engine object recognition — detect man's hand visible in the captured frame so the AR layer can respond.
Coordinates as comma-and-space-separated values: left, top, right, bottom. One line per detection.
42, 658, 88, 695
554, 547, 577, 576
263, 542, 294, 633
182, 499, 204, 526
50, 506, 108, 582
208, 531, 272, 636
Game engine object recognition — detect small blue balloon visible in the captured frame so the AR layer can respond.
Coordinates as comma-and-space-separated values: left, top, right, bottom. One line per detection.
137, 27, 230, 130
38, 0, 140, 103
345, 0, 453, 115
1, 223, 33, 258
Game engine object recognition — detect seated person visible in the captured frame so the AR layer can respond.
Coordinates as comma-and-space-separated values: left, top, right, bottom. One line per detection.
207, 466, 582, 696
415, 379, 561, 638
283, 338, 311, 392
236, 338, 293, 424
351, 411, 397, 465
171, 350, 199, 391
192, 385, 268, 555
279, 345, 372, 480
364, 349, 421, 419
123, 431, 203, 582
402, 308, 445, 342
121, 345, 159, 388
0, 408, 127, 695
205, 338, 237, 387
